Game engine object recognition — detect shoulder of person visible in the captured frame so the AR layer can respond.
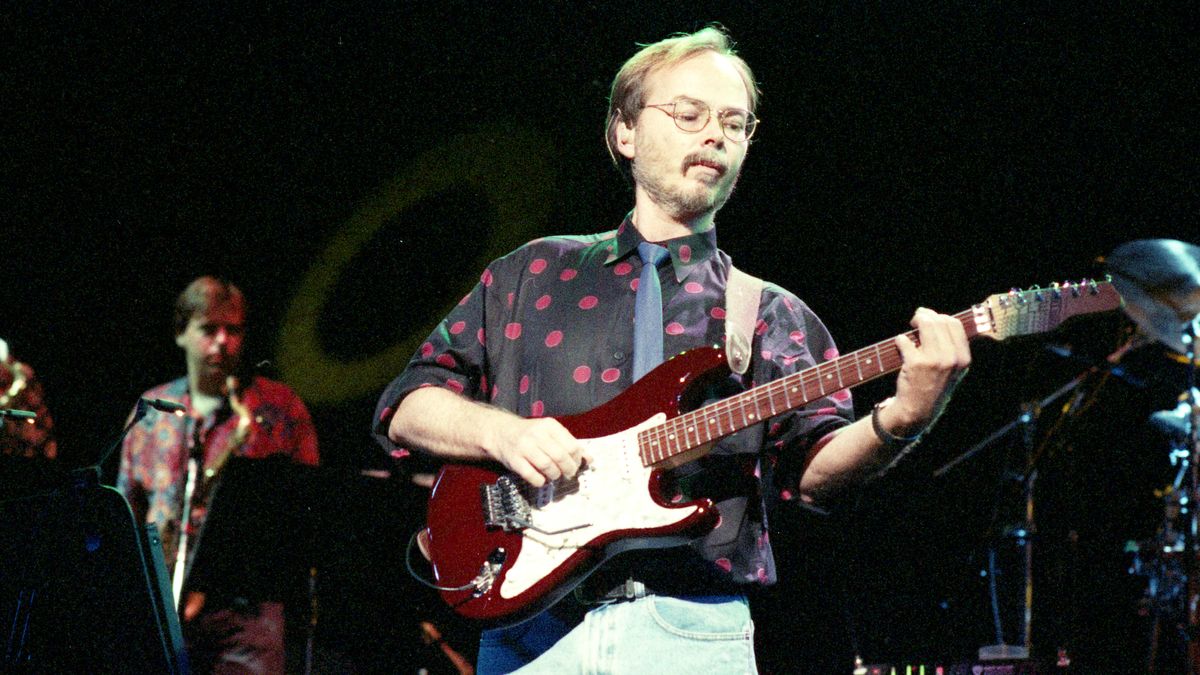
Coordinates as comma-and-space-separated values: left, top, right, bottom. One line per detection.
496, 230, 619, 266
142, 377, 187, 402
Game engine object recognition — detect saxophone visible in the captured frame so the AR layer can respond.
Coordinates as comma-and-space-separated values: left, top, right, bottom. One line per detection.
173, 375, 256, 612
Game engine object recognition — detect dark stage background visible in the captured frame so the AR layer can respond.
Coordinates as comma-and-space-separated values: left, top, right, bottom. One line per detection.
4, 3, 1197, 672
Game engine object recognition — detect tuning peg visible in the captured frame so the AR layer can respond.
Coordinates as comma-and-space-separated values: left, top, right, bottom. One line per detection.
1028, 284, 1045, 302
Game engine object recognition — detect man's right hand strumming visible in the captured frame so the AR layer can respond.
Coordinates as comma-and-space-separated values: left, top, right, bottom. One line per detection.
389, 387, 589, 488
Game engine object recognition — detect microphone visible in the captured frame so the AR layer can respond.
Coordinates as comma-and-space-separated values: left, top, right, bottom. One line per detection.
141, 398, 187, 415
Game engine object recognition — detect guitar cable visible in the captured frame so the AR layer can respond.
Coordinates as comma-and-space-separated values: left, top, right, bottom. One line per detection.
404, 529, 479, 593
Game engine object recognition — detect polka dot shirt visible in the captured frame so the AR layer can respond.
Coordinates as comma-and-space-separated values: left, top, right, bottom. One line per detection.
375, 214, 852, 588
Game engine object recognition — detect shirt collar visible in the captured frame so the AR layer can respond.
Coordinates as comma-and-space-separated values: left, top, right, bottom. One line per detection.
604, 212, 719, 282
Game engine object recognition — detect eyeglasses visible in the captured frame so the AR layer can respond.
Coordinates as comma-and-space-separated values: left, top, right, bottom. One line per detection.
642, 97, 758, 143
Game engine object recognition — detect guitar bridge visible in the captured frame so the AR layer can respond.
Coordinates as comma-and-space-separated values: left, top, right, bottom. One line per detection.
481, 475, 531, 532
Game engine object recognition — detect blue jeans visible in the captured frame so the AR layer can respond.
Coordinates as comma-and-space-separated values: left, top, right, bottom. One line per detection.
477, 595, 757, 674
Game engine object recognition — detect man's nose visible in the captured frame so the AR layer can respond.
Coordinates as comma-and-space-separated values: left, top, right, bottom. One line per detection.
699, 116, 725, 146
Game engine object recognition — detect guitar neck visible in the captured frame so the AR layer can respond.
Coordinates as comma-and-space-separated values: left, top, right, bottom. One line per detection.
637, 280, 1117, 467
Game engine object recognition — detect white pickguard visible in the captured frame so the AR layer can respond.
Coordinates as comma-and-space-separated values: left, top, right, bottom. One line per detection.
498, 413, 699, 599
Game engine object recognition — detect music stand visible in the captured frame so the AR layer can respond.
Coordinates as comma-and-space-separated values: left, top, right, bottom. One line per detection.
0, 462, 187, 672
183, 455, 317, 606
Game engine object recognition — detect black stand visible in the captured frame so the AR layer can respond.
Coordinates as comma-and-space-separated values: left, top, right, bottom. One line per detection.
0, 465, 187, 672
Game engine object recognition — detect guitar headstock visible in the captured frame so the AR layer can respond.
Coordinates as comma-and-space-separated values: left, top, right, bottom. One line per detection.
971, 277, 1122, 340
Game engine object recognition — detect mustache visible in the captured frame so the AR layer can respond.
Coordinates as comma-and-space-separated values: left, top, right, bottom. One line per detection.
682, 152, 727, 174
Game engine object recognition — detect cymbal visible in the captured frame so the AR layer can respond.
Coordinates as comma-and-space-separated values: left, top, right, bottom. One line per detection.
1106, 239, 1200, 353
1149, 388, 1197, 440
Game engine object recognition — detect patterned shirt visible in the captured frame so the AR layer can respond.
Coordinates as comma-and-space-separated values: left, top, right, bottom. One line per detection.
373, 215, 853, 588
1, 346, 58, 460
117, 375, 319, 572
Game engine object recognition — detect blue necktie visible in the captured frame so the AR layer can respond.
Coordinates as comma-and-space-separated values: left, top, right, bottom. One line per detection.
633, 242, 670, 381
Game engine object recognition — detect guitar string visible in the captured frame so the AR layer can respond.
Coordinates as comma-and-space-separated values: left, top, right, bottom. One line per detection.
636, 282, 1110, 466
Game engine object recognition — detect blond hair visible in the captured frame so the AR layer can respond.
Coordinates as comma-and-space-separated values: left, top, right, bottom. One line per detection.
605, 26, 760, 165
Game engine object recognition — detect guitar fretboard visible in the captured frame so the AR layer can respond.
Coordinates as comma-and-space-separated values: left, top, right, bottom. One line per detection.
636, 282, 1107, 466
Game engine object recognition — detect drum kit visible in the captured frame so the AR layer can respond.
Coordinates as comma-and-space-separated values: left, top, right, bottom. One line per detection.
1103, 239, 1199, 671
933, 239, 1200, 669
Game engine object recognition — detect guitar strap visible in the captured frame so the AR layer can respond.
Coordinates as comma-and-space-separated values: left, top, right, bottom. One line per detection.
724, 264, 764, 375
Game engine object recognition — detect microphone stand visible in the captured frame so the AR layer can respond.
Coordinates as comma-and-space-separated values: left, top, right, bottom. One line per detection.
1179, 322, 1199, 674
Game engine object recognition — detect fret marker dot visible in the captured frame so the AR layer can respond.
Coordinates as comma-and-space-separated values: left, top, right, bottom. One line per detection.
749, 414, 756, 420
669, 434, 676, 440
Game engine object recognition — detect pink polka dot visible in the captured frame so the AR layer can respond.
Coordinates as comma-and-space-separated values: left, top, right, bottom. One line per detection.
449, 321, 466, 335
480, 374, 488, 391
545, 330, 563, 347
601, 368, 620, 383
458, 293, 471, 306
815, 406, 837, 416
761, 350, 773, 360
613, 261, 633, 276
714, 557, 732, 572
783, 297, 795, 312
436, 354, 457, 368
782, 355, 801, 366
684, 281, 704, 294
560, 268, 577, 281
378, 406, 394, 422
755, 319, 768, 336
477, 328, 486, 345
529, 259, 547, 274
445, 380, 465, 394
420, 342, 434, 358
780, 489, 794, 501
531, 400, 544, 417
490, 384, 499, 400
578, 296, 598, 310
504, 323, 522, 339
630, 278, 639, 291
665, 322, 685, 336
519, 375, 530, 394
789, 330, 805, 344
756, 567, 769, 583
823, 347, 839, 360
710, 306, 726, 319
480, 270, 493, 287
572, 366, 592, 383
768, 422, 782, 436
678, 245, 692, 263
535, 294, 552, 310
506, 292, 514, 307
670, 492, 684, 504
831, 389, 851, 402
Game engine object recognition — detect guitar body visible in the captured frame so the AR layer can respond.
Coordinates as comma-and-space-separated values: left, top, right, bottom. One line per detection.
425, 346, 729, 625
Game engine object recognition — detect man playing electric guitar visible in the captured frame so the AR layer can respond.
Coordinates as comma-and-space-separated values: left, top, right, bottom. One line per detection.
374, 27, 970, 674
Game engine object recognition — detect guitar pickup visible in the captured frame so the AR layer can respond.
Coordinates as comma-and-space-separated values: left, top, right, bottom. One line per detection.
481, 475, 531, 532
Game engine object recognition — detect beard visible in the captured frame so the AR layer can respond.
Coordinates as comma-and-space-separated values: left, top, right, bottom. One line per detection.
631, 149, 741, 221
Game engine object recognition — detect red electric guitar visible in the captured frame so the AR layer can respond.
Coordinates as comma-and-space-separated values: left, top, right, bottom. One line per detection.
423, 280, 1121, 625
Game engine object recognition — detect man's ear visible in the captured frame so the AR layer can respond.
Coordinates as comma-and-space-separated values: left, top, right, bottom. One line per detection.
175, 332, 187, 348
615, 113, 636, 160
